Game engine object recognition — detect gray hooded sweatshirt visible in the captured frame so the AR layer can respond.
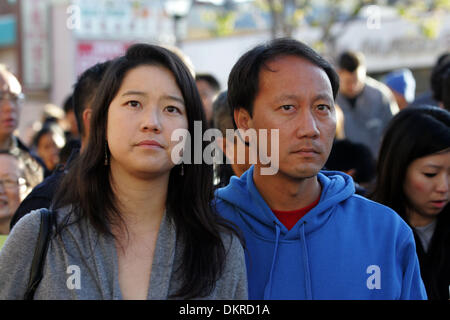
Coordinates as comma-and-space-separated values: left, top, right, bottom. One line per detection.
0, 207, 248, 300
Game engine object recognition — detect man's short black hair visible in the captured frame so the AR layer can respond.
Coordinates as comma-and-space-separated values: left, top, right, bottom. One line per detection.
430, 55, 450, 111
325, 139, 376, 184
62, 94, 73, 113
195, 73, 221, 92
72, 61, 111, 137
436, 52, 450, 66
337, 51, 365, 73
212, 90, 234, 137
227, 37, 339, 128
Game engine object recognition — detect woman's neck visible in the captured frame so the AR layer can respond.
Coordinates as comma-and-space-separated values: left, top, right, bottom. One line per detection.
407, 209, 437, 228
110, 167, 169, 237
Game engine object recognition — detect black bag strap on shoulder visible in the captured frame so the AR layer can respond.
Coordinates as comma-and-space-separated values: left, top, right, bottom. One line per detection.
24, 208, 54, 300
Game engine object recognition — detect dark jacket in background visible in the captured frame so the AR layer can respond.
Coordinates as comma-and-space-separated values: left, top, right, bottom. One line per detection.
413, 209, 450, 300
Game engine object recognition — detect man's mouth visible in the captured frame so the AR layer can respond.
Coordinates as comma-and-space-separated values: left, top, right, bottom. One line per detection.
292, 147, 320, 156
1, 118, 16, 126
0, 198, 9, 209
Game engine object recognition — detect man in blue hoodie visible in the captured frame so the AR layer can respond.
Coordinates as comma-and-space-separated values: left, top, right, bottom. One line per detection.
214, 38, 427, 300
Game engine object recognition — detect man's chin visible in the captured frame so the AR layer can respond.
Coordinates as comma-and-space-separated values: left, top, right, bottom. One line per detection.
0, 209, 13, 221
281, 165, 321, 180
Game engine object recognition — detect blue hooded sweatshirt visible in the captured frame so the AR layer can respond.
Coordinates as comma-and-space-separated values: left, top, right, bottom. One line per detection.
215, 166, 427, 300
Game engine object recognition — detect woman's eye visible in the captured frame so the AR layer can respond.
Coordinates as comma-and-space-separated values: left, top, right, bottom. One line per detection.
423, 173, 437, 178
165, 106, 180, 113
127, 101, 141, 108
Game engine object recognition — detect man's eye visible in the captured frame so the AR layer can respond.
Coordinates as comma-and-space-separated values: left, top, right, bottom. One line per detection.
281, 105, 294, 111
317, 104, 330, 111
0, 92, 21, 102
0, 179, 18, 188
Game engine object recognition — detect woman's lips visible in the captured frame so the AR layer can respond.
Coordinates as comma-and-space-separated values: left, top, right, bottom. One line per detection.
430, 200, 448, 209
136, 140, 164, 148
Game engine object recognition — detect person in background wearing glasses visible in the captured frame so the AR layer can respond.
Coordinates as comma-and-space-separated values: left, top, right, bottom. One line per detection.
0, 152, 31, 236
0, 65, 45, 190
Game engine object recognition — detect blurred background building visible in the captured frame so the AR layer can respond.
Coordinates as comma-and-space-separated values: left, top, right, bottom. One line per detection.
0, 0, 449, 143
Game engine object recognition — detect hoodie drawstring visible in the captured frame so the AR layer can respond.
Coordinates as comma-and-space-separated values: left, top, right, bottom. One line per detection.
263, 222, 280, 299
263, 222, 313, 299
300, 222, 313, 300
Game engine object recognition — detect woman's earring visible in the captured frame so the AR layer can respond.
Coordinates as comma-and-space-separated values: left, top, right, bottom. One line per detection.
180, 162, 184, 176
104, 142, 109, 166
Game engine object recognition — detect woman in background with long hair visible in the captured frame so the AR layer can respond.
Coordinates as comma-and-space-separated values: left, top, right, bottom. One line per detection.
372, 106, 450, 300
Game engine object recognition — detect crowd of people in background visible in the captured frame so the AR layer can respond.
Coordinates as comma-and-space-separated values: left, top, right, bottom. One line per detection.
0, 38, 448, 300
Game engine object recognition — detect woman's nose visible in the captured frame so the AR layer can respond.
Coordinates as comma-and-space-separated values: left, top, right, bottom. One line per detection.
141, 108, 162, 133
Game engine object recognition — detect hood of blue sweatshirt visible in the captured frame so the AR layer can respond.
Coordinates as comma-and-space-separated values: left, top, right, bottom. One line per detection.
215, 166, 427, 300
217, 166, 354, 240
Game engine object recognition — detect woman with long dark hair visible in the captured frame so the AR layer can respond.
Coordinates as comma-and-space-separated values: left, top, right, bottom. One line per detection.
0, 44, 247, 300
372, 106, 450, 300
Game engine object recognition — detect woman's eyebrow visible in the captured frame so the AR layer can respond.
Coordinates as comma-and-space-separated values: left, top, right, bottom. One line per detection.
120, 91, 185, 106
422, 164, 442, 169
161, 94, 185, 105
121, 90, 147, 97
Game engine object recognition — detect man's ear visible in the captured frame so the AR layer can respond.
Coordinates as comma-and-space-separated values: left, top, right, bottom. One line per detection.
234, 108, 253, 131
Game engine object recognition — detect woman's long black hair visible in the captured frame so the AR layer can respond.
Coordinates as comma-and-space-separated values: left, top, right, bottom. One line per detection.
371, 106, 450, 299
52, 43, 241, 299
371, 105, 450, 220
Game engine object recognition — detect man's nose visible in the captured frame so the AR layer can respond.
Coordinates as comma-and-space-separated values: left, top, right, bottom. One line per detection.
296, 108, 319, 138
0, 181, 6, 194
0, 98, 16, 112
